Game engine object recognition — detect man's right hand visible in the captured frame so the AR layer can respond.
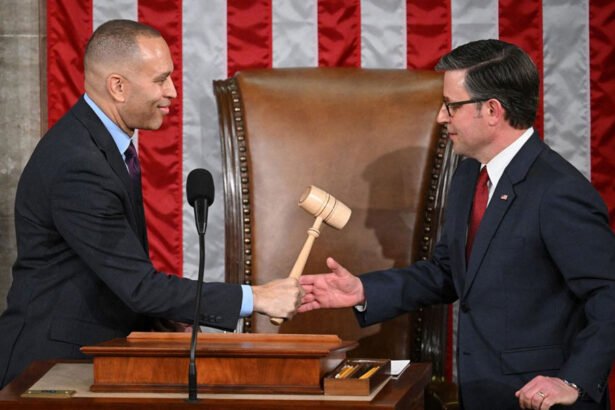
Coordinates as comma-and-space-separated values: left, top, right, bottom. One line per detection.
298, 257, 365, 312
252, 277, 303, 319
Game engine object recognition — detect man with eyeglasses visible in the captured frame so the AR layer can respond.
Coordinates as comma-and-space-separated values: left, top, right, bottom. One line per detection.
298, 39, 615, 410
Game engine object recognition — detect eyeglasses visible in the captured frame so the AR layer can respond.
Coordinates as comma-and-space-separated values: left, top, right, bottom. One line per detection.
442, 98, 489, 117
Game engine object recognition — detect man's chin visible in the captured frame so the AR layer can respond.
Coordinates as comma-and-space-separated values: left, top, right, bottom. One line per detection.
451, 147, 471, 160
139, 120, 165, 131
450, 143, 462, 155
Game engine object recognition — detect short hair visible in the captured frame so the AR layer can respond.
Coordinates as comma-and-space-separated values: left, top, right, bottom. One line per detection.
84, 19, 161, 71
435, 39, 539, 129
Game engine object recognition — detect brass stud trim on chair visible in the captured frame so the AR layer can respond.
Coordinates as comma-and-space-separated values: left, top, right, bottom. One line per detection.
412, 127, 459, 364
215, 77, 256, 333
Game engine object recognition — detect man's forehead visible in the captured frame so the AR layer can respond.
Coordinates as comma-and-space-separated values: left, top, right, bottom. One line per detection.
442, 70, 468, 97
136, 36, 169, 56
135, 36, 174, 70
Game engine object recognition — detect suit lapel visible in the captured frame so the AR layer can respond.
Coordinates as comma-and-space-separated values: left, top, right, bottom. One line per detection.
70, 97, 148, 248
461, 133, 546, 298
463, 175, 516, 297
453, 161, 480, 292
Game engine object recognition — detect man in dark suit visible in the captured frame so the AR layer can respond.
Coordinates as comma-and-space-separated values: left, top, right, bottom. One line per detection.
0, 20, 302, 389
298, 40, 615, 409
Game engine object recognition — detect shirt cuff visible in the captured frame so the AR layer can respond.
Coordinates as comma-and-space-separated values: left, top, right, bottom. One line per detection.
240, 285, 254, 317
354, 300, 367, 312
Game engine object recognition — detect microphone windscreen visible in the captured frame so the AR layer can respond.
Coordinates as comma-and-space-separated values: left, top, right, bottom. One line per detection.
187, 169, 215, 207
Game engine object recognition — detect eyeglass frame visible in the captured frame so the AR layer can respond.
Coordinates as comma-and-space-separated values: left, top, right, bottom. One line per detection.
442, 98, 490, 117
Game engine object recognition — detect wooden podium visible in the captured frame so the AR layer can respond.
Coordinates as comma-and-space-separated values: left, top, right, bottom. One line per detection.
80, 332, 357, 394
0, 360, 432, 409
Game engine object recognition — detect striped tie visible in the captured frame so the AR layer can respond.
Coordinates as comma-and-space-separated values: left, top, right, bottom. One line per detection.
124, 142, 142, 195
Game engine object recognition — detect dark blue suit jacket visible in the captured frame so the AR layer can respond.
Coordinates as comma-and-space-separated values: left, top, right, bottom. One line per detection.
0, 97, 242, 388
357, 134, 615, 409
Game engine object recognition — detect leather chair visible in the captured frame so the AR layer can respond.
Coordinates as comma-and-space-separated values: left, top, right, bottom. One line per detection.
214, 68, 459, 409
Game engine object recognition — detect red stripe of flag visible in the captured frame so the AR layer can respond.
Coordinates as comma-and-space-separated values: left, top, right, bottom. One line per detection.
47, 0, 92, 128
227, 0, 272, 77
318, 0, 361, 67
406, 0, 451, 70
138, 0, 184, 277
499, 0, 544, 139
590, 0, 615, 230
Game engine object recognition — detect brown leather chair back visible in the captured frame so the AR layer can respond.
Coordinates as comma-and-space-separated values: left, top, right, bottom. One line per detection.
214, 68, 457, 371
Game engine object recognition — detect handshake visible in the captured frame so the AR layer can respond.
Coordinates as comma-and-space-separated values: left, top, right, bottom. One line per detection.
248, 186, 353, 323
253, 257, 366, 321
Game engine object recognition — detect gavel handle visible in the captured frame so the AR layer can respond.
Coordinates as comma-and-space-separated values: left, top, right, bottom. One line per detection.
270, 217, 323, 326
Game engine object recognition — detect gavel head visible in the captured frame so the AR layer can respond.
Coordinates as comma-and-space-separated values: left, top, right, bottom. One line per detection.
298, 185, 351, 230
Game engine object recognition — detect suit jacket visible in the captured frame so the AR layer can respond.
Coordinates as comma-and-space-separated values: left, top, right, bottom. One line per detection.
0, 97, 242, 388
357, 134, 615, 409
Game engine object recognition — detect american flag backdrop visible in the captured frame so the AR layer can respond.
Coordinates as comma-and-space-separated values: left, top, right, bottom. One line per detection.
47, 0, 615, 400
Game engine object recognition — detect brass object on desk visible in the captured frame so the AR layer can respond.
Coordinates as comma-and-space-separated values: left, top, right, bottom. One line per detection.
324, 359, 390, 396
21, 389, 75, 399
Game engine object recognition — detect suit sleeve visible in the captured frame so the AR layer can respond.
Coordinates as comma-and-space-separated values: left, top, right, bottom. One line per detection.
541, 175, 615, 402
356, 215, 459, 327
48, 151, 242, 331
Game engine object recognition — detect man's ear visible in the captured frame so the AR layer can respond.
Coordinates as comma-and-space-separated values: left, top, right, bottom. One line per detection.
107, 73, 126, 102
486, 98, 504, 125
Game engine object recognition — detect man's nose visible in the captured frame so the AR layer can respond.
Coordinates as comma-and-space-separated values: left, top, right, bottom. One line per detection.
165, 76, 177, 99
436, 103, 449, 124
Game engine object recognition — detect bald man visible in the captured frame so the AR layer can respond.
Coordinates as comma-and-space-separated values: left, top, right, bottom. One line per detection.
0, 19, 302, 389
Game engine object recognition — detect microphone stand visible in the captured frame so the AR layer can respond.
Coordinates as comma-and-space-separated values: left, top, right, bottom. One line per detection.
187, 201, 207, 402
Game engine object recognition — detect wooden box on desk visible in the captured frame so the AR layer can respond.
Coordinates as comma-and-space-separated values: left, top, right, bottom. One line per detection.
324, 359, 390, 396
81, 332, 357, 394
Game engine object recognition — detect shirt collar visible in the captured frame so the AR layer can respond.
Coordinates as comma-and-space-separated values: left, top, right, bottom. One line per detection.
484, 127, 534, 201
84, 93, 133, 159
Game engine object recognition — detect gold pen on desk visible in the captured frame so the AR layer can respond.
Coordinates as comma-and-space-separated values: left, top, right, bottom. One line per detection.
338, 364, 359, 379
352, 364, 371, 379
359, 365, 381, 380
342, 364, 362, 379
334, 364, 352, 379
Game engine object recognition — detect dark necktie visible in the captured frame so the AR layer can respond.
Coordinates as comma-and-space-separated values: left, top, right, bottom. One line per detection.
124, 142, 142, 194
124, 142, 148, 248
466, 167, 490, 261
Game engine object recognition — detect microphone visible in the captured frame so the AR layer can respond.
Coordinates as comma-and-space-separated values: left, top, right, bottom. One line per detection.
187, 169, 215, 235
185, 168, 214, 402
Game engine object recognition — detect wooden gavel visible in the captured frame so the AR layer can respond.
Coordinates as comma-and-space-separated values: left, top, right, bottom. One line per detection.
270, 185, 352, 326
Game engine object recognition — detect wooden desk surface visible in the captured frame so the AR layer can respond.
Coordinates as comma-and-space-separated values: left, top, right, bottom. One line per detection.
0, 360, 431, 409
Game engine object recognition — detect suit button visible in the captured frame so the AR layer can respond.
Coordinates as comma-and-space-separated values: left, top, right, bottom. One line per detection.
460, 302, 470, 313
216, 316, 222, 322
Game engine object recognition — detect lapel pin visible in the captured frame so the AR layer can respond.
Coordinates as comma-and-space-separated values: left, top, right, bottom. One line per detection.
500, 194, 508, 201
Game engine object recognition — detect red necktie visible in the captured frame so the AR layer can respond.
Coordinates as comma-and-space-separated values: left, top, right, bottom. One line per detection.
466, 167, 490, 260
